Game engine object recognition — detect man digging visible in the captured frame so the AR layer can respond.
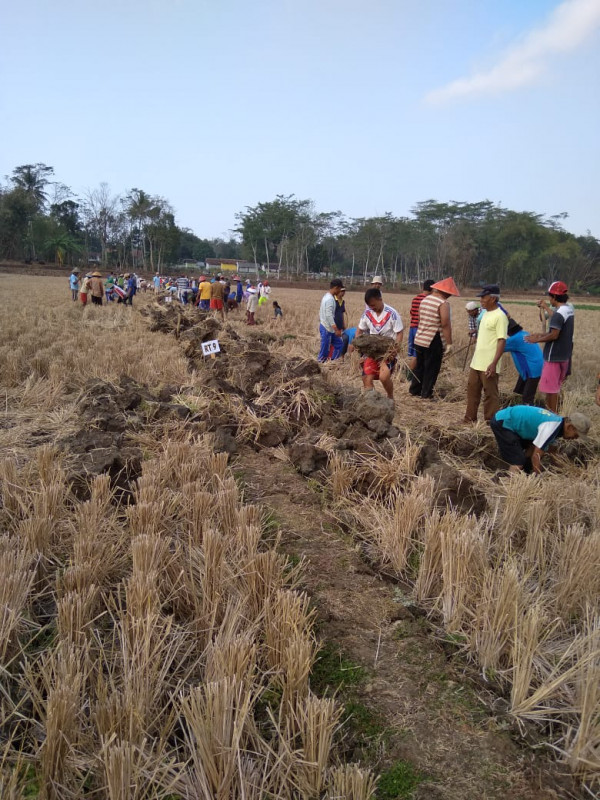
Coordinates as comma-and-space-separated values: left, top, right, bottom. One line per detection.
356, 288, 404, 400
490, 405, 590, 474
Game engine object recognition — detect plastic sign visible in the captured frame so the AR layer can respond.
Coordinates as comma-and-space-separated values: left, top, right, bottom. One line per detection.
201, 339, 221, 357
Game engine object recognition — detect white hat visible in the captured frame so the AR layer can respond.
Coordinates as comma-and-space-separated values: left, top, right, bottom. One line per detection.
371, 276, 383, 284
465, 301, 479, 311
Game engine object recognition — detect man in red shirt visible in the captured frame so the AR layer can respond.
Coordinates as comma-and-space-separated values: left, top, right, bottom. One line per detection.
407, 280, 434, 370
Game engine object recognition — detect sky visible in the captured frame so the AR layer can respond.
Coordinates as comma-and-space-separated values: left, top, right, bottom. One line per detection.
1, 0, 599, 239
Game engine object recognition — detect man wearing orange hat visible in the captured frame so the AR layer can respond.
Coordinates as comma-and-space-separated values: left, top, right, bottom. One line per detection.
409, 277, 459, 400
464, 284, 508, 422
524, 281, 574, 412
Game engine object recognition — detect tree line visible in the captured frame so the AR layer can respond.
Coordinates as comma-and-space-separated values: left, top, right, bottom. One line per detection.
1, 164, 598, 289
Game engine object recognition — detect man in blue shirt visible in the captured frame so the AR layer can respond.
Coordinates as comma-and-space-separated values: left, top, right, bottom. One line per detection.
504, 319, 544, 405
490, 405, 590, 474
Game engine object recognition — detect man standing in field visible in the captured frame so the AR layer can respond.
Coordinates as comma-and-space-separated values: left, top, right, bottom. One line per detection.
69, 268, 79, 301
490, 405, 590, 474
465, 301, 480, 339
197, 275, 211, 311
524, 281, 574, 413
464, 284, 508, 423
357, 288, 404, 400
176, 273, 190, 304
124, 273, 137, 306
409, 277, 459, 400
407, 279, 434, 371
89, 271, 104, 306
246, 286, 258, 325
318, 279, 345, 362
210, 276, 225, 321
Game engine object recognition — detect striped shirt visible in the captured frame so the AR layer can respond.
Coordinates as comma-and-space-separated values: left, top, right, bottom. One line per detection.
414, 294, 447, 348
409, 292, 427, 328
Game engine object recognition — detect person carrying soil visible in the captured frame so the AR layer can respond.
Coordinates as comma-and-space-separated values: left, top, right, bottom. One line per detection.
407, 279, 434, 371
409, 277, 459, 400
464, 284, 508, 422
504, 318, 543, 405
89, 271, 104, 306
246, 287, 258, 325
524, 281, 574, 413
318, 279, 345, 362
69, 268, 79, 301
490, 405, 590, 474
357, 288, 404, 400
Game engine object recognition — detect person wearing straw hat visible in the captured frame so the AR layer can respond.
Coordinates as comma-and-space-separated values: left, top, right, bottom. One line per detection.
370, 276, 383, 289
464, 284, 508, 423
409, 277, 459, 400
89, 271, 104, 306
69, 268, 80, 301
490, 405, 590, 474
80, 273, 92, 306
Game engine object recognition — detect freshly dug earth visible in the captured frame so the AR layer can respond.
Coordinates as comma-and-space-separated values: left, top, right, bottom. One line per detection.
352, 333, 396, 359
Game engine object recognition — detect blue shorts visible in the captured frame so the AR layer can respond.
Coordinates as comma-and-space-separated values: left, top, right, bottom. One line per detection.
408, 327, 418, 358
199, 299, 210, 311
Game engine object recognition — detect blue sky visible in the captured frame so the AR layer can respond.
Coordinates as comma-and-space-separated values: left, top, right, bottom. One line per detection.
1, 0, 599, 238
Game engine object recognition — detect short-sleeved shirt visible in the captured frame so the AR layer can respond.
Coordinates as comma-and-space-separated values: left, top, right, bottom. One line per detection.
544, 304, 574, 363
470, 307, 508, 371
211, 282, 225, 300
199, 281, 212, 300
177, 277, 190, 290
414, 295, 446, 347
69, 274, 79, 289
334, 298, 346, 330
495, 406, 563, 450
358, 304, 403, 339
504, 330, 544, 380
409, 292, 427, 328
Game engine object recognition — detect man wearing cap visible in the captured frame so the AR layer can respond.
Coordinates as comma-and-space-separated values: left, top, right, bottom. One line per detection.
318, 279, 345, 362
465, 301, 480, 339
370, 276, 383, 289
357, 288, 404, 399
464, 284, 508, 423
490, 405, 590, 474
407, 279, 434, 370
524, 282, 574, 413
504, 319, 544, 405
69, 269, 80, 301
409, 277, 459, 400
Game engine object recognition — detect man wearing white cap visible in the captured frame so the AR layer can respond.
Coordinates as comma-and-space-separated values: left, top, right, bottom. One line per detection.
465, 301, 480, 339
371, 276, 383, 289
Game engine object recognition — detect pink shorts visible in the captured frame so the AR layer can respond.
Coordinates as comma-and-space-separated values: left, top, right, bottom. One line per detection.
539, 360, 569, 394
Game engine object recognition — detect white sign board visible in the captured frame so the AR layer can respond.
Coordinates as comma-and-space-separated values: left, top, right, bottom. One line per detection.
201, 339, 221, 357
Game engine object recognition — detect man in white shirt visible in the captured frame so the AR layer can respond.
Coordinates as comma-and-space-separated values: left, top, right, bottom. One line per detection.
318, 279, 345, 362
357, 288, 404, 399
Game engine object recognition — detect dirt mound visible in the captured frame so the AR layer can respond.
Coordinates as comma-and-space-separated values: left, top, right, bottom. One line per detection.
352, 333, 395, 359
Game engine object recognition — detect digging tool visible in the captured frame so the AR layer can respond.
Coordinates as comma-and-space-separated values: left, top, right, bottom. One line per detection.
462, 338, 473, 370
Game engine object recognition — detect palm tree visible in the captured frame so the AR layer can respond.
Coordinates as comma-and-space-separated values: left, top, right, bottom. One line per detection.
45, 232, 82, 266
11, 164, 54, 212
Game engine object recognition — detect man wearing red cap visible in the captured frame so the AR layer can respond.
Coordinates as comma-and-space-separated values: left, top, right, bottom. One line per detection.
524, 281, 574, 412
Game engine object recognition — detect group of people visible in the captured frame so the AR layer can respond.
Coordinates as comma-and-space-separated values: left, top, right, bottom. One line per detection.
163, 274, 278, 325
69, 269, 139, 305
318, 276, 592, 475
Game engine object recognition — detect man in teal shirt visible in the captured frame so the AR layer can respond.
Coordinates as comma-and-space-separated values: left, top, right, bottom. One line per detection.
490, 405, 590, 474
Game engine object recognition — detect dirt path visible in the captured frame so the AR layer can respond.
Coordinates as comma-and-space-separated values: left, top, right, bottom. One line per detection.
237, 446, 577, 800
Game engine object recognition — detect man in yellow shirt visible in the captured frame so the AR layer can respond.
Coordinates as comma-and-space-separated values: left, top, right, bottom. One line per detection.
197, 275, 212, 311
464, 284, 508, 422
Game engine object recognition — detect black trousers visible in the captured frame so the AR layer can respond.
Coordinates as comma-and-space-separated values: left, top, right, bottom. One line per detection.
514, 376, 540, 405
410, 333, 443, 398
490, 418, 532, 470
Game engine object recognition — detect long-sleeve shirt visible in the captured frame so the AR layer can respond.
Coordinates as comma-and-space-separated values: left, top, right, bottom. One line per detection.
319, 293, 336, 332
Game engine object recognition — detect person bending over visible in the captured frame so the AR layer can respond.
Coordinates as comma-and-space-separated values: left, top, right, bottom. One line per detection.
490, 405, 590, 474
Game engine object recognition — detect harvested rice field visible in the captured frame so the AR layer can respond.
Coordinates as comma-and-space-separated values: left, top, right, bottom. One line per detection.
1, 273, 599, 800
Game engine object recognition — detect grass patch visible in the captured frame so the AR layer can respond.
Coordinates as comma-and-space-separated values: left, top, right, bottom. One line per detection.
310, 642, 367, 695
376, 760, 425, 799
